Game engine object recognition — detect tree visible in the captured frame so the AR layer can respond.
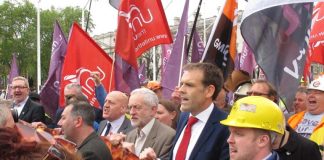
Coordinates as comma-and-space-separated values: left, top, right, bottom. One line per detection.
0, 0, 94, 89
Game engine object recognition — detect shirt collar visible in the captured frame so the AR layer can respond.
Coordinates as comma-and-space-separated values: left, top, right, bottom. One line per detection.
15, 96, 29, 107
190, 103, 214, 123
139, 118, 155, 137
109, 115, 125, 129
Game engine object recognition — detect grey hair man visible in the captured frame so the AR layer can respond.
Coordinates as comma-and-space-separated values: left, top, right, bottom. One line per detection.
126, 88, 175, 159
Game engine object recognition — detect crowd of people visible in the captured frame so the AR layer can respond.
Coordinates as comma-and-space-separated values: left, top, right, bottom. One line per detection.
0, 62, 323, 160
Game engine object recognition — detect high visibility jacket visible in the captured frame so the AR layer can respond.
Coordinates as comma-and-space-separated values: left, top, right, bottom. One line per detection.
288, 111, 324, 146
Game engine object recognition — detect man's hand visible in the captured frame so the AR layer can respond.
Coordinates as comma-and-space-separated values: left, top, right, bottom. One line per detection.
122, 142, 135, 154
139, 147, 157, 160
90, 71, 101, 86
107, 132, 126, 146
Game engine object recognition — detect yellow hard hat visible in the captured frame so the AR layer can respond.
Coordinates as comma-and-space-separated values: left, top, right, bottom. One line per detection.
220, 96, 285, 134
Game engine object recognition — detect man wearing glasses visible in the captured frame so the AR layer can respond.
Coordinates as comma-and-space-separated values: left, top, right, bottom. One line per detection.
11, 76, 45, 123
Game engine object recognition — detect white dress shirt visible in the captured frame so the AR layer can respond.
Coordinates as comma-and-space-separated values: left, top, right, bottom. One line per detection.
172, 103, 214, 160
14, 97, 29, 116
101, 115, 126, 136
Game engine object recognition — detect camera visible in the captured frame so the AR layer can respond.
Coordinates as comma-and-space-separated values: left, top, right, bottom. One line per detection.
10, 108, 19, 123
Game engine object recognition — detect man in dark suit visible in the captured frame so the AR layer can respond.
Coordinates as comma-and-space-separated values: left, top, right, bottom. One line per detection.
11, 76, 45, 123
97, 91, 133, 135
58, 101, 112, 160
127, 88, 175, 159
140, 63, 229, 160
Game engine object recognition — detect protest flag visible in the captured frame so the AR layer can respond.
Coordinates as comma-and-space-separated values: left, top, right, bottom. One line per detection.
59, 23, 115, 108
115, 0, 173, 68
6, 53, 19, 99
114, 54, 140, 94
161, 0, 189, 99
191, 30, 204, 63
304, 2, 324, 82
201, 0, 238, 80
241, 1, 315, 111
40, 21, 67, 117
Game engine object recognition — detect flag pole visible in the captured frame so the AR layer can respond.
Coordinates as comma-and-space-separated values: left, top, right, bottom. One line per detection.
178, 36, 186, 86
37, 0, 41, 93
109, 52, 116, 93
186, 0, 203, 55
85, 0, 93, 33
153, 47, 156, 81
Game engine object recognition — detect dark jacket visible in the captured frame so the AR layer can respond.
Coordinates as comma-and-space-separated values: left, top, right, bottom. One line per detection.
77, 132, 112, 160
170, 106, 229, 160
19, 98, 45, 123
275, 126, 322, 160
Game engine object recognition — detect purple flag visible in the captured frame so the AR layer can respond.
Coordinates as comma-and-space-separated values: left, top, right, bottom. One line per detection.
238, 42, 257, 76
191, 30, 204, 63
40, 21, 67, 118
161, 44, 172, 77
161, 0, 189, 99
6, 53, 19, 99
241, 1, 315, 111
138, 62, 147, 86
114, 54, 140, 94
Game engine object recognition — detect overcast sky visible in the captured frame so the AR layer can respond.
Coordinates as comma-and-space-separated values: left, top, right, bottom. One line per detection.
1, 0, 247, 35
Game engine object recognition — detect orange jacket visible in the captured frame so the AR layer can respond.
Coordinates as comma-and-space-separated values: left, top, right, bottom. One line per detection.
288, 111, 324, 145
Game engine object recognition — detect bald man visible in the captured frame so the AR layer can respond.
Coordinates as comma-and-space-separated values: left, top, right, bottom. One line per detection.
97, 91, 133, 136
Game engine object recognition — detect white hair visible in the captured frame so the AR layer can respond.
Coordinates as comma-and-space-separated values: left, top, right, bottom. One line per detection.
131, 88, 159, 107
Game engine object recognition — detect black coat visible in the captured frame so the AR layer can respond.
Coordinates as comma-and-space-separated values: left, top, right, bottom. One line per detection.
77, 132, 112, 160
18, 98, 45, 123
275, 126, 322, 160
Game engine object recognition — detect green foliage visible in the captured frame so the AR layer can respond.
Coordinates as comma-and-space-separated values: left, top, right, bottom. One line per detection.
0, 1, 94, 89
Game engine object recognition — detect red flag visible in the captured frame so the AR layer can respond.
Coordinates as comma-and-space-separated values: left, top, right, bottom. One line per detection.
304, 2, 324, 81
59, 23, 115, 107
115, 0, 173, 68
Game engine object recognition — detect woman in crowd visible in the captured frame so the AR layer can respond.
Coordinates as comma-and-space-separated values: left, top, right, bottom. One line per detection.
155, 99, 179, 129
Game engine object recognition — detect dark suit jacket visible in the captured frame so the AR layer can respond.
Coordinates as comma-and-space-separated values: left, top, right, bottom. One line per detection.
170, 106, 230, 160
127, 119, 175, 160
19, 98, 45, 123
78, 131, 112, 160
97, 116, 134, 135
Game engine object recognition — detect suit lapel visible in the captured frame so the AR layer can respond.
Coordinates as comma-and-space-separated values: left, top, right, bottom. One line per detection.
169, 113, 189, 159
19, 99, 30, 119
98, 120, 108, 135
142, 119, 159, 151
118, 116, 129, 133
189, 107, 221, 159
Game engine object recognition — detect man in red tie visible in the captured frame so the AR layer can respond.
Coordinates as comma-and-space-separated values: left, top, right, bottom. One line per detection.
140, 63, 230, 160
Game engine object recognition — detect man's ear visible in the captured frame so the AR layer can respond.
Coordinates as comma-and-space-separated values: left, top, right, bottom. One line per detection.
74, 116, 83, 128
257, 134, 271, 148
205, 85, 216, 99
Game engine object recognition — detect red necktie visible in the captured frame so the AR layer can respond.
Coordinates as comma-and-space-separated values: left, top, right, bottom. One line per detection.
175, 116, 198, 160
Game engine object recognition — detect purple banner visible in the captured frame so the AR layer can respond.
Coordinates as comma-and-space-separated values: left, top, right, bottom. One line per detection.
161, 0, 189, 99
6, 53, 19, 99
238, 42, 257, 76
40, 21, 67, 118
114, 54, 140, 94
191, 30, 204, 63
138, 62, 147, 86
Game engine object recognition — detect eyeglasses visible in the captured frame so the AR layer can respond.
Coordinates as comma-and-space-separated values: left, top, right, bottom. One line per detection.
246, 91, 269, 96
10, 86, 28, 90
